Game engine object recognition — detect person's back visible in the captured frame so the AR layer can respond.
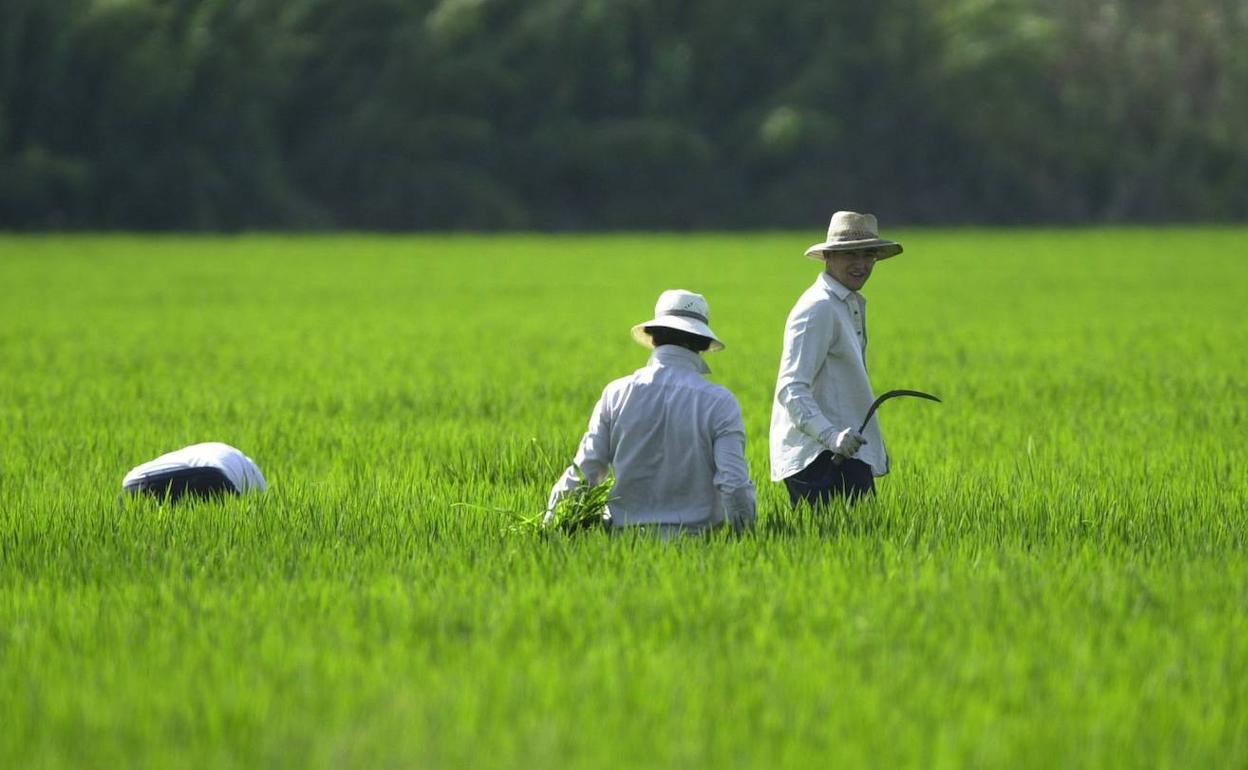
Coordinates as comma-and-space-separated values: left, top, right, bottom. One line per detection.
547, 290, 755, 535
594, 346, 746, 530
123, 442, 267, 502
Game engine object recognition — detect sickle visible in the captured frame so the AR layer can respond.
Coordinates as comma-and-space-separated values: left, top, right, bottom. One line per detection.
857, 389, 942, 433
831, 388, 942, 466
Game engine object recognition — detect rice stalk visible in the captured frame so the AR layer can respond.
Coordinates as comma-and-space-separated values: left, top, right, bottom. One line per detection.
511, 464, 614, 535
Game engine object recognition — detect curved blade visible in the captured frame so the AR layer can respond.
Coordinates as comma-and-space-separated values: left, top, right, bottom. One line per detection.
858, 389, 942, 433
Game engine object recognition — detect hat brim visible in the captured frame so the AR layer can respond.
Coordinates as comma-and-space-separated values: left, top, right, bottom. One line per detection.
804, 239, 903, 261
631, 318, 724, 352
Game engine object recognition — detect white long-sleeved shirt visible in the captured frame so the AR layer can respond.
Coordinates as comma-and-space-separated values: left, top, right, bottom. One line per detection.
770, 272, 888, 480
548, 345, 756, 532
122, 442, 268, 493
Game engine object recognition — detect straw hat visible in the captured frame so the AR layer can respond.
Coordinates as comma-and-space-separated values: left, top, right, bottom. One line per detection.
804, 211, 903, 260
631, 289, 724, 352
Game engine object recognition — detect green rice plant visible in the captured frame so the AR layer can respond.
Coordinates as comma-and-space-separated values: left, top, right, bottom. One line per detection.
509, 438, 615, 534
534, 465, 614, 533
0, 230, 1245, 770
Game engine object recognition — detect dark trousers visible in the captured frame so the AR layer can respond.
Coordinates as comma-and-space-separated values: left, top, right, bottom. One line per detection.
783, 452, 875, 508
123, 466, 236, 503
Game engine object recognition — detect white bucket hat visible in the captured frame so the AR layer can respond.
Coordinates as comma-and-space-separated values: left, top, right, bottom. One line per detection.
630, 289, 724, 352
804, 211, 903, 260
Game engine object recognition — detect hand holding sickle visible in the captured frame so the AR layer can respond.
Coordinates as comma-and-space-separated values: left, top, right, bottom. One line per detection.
828, 389, 942, 465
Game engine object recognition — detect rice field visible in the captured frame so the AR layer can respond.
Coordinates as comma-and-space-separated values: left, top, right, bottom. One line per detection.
1, 230, 1246, 769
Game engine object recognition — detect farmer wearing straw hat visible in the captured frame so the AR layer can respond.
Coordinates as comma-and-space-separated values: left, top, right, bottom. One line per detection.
546, 290, 756, 535
770, 211, 902, 507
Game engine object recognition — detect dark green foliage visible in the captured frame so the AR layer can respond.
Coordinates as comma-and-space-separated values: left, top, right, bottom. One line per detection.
2, 0, 1246, 229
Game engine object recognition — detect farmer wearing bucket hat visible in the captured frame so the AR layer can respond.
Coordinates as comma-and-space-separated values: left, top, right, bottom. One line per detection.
546, 290, 755, 535
770, 211, 902, 507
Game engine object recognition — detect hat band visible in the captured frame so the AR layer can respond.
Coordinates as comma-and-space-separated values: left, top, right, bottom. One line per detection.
829, 229, 879, 240
661, 309, 709, 324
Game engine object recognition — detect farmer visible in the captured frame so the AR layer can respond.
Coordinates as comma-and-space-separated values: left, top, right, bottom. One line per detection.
122, 442, 267, 502
770, 211, 902, 507
546, 289, 756, 535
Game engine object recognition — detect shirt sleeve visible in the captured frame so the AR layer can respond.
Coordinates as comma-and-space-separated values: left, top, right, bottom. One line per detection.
775, 299, 839, 442
547, 387, 613, 512
712, 395, 756, 530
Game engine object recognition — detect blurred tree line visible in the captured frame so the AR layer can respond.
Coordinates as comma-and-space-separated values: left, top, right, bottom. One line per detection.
2, 0, 1246, 230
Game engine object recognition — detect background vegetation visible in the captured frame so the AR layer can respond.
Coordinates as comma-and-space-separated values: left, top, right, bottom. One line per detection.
3, 0, 1247, 230
1, 231, 1246, 767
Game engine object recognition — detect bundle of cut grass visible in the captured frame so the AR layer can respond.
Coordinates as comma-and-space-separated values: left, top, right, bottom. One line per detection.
546, 475, 613, 532
513, 466, 613, 534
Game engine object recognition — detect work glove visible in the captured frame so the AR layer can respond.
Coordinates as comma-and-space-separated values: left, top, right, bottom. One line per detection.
721, 486, 757, 533
820, 426, 867, 458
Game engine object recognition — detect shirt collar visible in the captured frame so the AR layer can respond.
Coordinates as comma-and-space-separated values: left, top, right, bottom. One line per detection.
818, 271, 866, 304
649, 344, 711, 375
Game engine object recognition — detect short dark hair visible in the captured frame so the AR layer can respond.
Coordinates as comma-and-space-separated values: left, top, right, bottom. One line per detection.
645, 325, 713, 352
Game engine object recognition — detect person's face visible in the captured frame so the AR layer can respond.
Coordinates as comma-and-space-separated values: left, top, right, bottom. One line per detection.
823, 248, 880, 291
